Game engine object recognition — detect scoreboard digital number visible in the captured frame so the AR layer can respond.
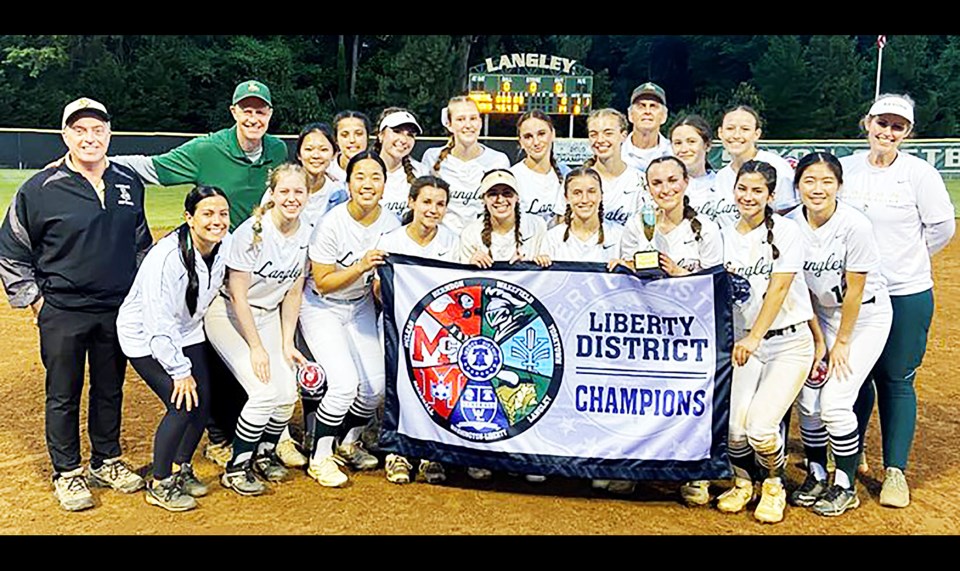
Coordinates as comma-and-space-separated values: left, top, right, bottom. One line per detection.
468, 74, 593, 115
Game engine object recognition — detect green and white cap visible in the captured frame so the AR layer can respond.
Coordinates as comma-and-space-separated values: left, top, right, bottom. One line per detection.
62, 97, 110, 129
232, 80, 272, 106
630, 82, 666, 106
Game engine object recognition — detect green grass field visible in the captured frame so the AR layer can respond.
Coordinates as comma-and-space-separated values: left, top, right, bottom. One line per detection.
2, 169, 959, 233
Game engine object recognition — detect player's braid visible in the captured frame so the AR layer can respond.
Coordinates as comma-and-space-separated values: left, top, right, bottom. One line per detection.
178, 224, 200, 317
549, 152, 563, 185
251, 201, 274, 247
434, 137, 455, 172
683, 195, 702, 242
401, 155, 416, 184
562, 204, 572, 242
481, 208, 493, 249
513, 202, 523, 257
764, 205, 780, 260
583, 156, 597, 169
597, 201, 605, 245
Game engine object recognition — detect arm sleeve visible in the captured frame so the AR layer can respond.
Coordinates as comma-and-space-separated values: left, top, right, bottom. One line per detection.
151, 138, 204, 186
141, 250, 193, 379
109, 155, 161, 185
134, 203, 153, 268
225, 222, 260, 272
925, 218, 956, 256
0, 186, 41, 308
916, 165, 955, 225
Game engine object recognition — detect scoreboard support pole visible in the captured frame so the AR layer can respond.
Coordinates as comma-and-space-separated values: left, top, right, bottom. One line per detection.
568, 114, 574, 138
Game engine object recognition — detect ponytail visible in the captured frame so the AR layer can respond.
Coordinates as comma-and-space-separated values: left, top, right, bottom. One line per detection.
481, 208, 492, 250
178, 224, 200, 317
683, 195, 702, 242
513, 202, 523, 257
764, 205, 779, 260
562, 204, 572, 242
433, 137, 455, 172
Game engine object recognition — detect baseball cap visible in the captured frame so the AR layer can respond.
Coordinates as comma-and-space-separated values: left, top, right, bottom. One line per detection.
232, 80, 273, 106
379, 110, 422, 135
630, 82, 667, 106
868, 95, 914, 124
61, 97, 110, 129
478, 170, 519, 195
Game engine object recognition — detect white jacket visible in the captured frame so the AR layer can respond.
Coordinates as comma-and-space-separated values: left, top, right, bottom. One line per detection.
117, 229, 230, 379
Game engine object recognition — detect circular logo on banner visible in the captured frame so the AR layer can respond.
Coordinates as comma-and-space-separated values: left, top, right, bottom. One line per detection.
297, 361, 327, 397
402, 278, 563, 442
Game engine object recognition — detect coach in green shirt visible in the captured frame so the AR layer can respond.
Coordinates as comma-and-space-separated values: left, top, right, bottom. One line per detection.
113, 80, 288, 230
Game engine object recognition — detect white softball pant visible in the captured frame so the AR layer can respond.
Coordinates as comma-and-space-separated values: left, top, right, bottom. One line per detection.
797, 295, 892, 457
298, 289, 384, 430
204, 297, 298, 446
729, 324, 814, 473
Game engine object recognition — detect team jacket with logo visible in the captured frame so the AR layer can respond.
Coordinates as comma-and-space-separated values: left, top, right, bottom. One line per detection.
0, 163, 152, 311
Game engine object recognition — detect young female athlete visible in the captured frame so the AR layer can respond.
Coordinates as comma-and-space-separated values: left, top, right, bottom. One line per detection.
669, 115, 734, 228
539, 167, 622, 264
841, 94, 955, 507
421, 96, 511, 234
327, 111, 371, 184
375, 108, 427, 219
510, 110, 568, 224
786, 152, 893, 516
302, 150, 401, 487
374, 175, 456, 485
552, 109, 648, 228
713, 106, 797, 217
205, 164, 311, 496
117, 186, 230, 512
718, 160, 814, 524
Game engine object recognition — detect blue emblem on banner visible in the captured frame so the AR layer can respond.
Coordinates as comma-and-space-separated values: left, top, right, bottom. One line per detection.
458, 337, 503, 381
454, 384, 501, 432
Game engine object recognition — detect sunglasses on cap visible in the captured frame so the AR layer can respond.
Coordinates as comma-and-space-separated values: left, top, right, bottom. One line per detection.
485, 186, 517, 199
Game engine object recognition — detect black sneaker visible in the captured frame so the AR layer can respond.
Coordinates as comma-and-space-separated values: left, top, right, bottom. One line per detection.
812, 484, 860, 517
145, 474, 197, 512
220, 461, 266, 496
253, 450, 289, 482
789, 473, 827, 507
178, 463, 209, 497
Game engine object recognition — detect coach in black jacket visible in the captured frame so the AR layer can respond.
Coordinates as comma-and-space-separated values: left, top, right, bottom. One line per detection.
0, 98, 153, 512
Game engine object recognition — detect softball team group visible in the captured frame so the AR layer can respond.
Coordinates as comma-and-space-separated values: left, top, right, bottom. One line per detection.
20, 82, 954, 524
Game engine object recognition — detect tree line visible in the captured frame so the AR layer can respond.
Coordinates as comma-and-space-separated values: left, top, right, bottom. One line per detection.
2, 35, 958, 138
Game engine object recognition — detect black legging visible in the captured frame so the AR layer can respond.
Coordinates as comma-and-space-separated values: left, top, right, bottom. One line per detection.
130, 343, 211, 480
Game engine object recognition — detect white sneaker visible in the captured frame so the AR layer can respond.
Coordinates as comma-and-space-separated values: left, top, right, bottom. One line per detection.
203, 442, 233, 468
717, 477, 755, 513
307, 455, 349, 488
54, 468, 95, 512
591, 479, 611, 490
880, 467, 910, 508
467, 466, 493, 480
385, 454, 412, 484
275, 439, 308, 468
88, 458, 145, 493
680, 480, 711, 506
754, 478, 787, 524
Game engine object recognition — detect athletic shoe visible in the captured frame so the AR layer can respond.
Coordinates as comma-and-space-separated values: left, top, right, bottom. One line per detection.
253, 450, 289, 482
307, 455, 349, 488
812, 485, 860, 517
53, 468, 95, 512
385, 454, 412, 484
467, 467, 493, 480
525, 474, 547, 483
717, 477, 755, 513
591, 479, 611, 490
145, 474, 197, 512
275, 439, 308, 468
754, 478, 787, 523
607, 480, 637, 495
858, 450, 870, 475
418, 460, 447, 485
789, 473, 827, 507
177, 463, 209, 498
88, 458, 145, 493
680, 480, 711, 506
880, 467, 910, 508
203, 441, 233, 468
336, 441, 378, 471
220, 462, 266, 496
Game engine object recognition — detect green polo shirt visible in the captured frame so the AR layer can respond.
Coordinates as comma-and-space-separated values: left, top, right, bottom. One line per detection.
151, 126, 288, 230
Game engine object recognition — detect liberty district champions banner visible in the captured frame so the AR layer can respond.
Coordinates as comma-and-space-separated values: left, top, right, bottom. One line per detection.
379, 256, 734, 481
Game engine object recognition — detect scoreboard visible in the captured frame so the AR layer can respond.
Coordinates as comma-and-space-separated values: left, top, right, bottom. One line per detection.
468, 73, 593, 115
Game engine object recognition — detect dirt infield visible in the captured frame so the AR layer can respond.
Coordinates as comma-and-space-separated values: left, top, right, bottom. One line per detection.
2, 241, 959, 535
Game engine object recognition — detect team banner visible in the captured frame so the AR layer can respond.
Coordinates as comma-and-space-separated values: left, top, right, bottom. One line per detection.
379, 256, 734, 481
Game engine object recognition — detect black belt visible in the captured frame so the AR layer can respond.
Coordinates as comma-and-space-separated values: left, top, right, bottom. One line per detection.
763, 324, 799, 340
218, 292, 275, 312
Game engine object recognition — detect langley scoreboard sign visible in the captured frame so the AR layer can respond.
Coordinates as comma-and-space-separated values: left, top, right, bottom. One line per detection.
468, 53, 593, 116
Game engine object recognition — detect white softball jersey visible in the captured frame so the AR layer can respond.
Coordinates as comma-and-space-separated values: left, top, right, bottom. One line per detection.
375, 225, 458, 262
685, 171, 741, 230
117, 230, 230, 380
327, 157, 347, 186
839, 151, 955, 296
714, 149, 797, 213
540, 222, 623, 263
621, 132, 673, 172
421, 144, 511, 234
787, 201, 887, 311
458, 214, 547, 263
621, 215, 724, 273
722, 213, 813, 333
309, 203, 401, 301
510, 161, 567, 224
380, 158, 427, 220
551, 165, 650, 227
226, 214, 312, 310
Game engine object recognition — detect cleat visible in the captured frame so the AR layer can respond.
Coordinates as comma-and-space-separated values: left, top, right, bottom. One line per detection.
88, 458, 145, 493
717, 477, 755, 513
336, 441, 378, 471
879, 467, 910, 508
681, 480, 711, 506
418, 460, 447, 485
607, 480, 637, 495
275, 438, 308, 468
754, 478, 787, 524
812, 484, 860, 517
790, 473, 827, 507
466, 467, 493, 480
385, 454, 412, 484
307, 455, 349, 488
203, 441, 233, 468
220, 461, 266, 496
145, 474, 197, 512
54, 468, 95, 512
253, 450, 289, 482
176, 463, 209, 497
